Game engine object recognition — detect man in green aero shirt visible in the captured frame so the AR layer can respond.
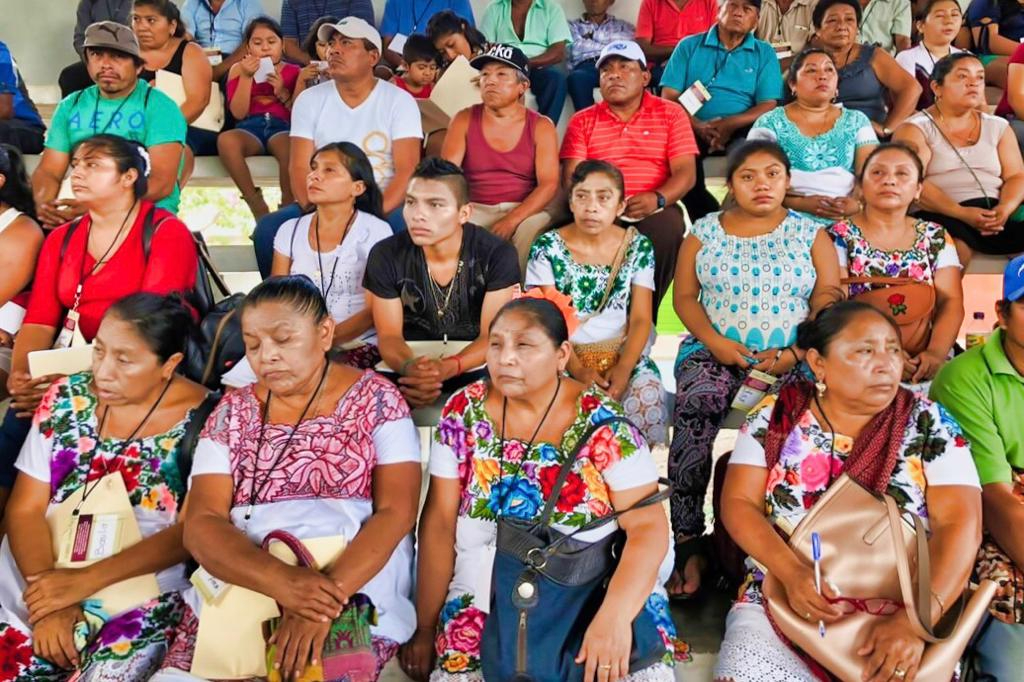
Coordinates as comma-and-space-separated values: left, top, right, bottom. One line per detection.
480, 0, 572, 123
931, 254, 1024, 681
31, 21, 186, 228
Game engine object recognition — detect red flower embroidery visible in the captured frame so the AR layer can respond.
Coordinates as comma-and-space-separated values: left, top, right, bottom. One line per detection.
887, 293, 908, 316
0, 626, 32, 681
581, 393, 601, 413
954, 434, 968, 448
538, 466, 587, 512
443, 391, 469, 418
887, 293, 905, 306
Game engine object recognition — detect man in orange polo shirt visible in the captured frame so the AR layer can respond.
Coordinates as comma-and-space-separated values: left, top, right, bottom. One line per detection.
635, 0, 719, 86
561, 40, 698, 316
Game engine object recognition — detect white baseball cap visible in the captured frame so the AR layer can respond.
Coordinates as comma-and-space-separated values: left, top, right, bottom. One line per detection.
596, 40, 647, 69
317, 16, 382, 53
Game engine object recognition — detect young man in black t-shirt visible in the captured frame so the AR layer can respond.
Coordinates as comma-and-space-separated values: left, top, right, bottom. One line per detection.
364, 158, 520, 407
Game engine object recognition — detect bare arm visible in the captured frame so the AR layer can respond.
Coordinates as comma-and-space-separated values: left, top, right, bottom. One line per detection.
325, 462, 421, 594
227, 63, 253, 121
213, 43, 248, 81
996, 125, 1024, 213
31, 149, 70, 214
1008, 63, 1024, 119
144, 142, 183, 202
893, 35, 912, 54
0, 220, 44, 308
922, 485, 983, 624
617, 284, 654, 375
283, 38, 311, 65
854, 143, 878, 177
331, 308, 374, 346
444, 285, 518, 376
873, 49, 921, 131
657, 154, 697, 204
180, 41, 213, 124
972, 23, 1020, 56
371, 292, 416, 372
0, 93, 12, 120
924, 266, 964, 361
721, 100, 778, 136
383, 138, 421, 215
10, 324, 58, 382
6, 475, 57, 583
411, 476, 460, 633
439, 108, 471, 166
672, 235, 722, 348
528, 41, 566, 69
289, 137, 315, 208
634, 38, 675, 65
981, 482, 1024, 569
561, 157, 583, 190
809, 229, 844, 316
270, 250, 292, 277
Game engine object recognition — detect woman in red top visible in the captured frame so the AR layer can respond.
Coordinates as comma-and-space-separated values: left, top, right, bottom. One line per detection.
0, 133, 197, 514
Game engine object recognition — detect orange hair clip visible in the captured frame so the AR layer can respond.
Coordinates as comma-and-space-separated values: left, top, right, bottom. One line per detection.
518, 288, 580, 337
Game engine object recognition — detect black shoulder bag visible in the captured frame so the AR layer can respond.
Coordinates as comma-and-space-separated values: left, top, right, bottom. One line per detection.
481, 416, 673, 682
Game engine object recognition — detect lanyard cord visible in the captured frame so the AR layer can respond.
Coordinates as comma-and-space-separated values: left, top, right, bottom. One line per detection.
73, 375, 175, 515
245, 361, 330, 521
75, 200, 138, 309
497, 377, 562, 507
812, 391, 840, 488
312, 208, 356, 303
92, 86, 136, 135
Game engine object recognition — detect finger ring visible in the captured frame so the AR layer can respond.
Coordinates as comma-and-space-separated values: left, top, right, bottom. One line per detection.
894, 669, 906, 679
804, 612, 811, 620
599, 664, 612, 670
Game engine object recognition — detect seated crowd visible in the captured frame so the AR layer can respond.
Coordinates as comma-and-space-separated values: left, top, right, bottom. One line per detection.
0, 1, 1022, 681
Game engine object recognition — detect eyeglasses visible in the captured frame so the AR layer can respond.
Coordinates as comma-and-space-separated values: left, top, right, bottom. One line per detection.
829, 597, 903, 616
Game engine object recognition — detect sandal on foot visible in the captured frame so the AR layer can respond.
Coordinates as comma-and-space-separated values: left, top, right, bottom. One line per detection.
670, 535, 710, 602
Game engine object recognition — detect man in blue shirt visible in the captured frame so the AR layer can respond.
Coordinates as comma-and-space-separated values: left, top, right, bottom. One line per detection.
181, 0, 266, 80
662, 0, 782, 222
281, 0, 377, 64
380, 0, 475, 69
0, 40, 45, 154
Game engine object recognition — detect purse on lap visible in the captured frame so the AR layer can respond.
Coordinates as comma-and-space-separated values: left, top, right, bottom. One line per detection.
572, 227, 636, 374
762, 473, 997, 682
841, 276, 936, 355
480, 416, 673, 682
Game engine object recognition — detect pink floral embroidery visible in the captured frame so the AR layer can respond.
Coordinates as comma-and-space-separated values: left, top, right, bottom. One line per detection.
799, 453, 832, 491
214, 372, 411, 507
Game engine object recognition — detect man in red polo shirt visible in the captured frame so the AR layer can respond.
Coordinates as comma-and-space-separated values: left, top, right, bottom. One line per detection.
635, 0, 719, 85
561, 40, 697, 314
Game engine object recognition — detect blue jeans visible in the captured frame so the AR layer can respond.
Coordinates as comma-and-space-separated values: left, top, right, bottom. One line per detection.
530, 65, 568, 123
567, 60, 599, 110
0, 410, 33, 490
252, 203, 407, 279
967, 615, 1024, 680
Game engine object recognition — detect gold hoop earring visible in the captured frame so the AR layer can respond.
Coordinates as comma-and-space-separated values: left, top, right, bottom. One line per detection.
816, 380, 827, 397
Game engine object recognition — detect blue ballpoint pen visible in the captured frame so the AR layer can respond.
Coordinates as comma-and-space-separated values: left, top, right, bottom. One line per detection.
812, 532, 825, 638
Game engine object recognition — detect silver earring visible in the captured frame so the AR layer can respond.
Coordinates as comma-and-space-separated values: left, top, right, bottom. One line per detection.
816, 380, 827, 397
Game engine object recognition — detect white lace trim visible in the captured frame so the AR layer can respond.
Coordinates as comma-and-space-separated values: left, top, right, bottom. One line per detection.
713, 604, 818, 682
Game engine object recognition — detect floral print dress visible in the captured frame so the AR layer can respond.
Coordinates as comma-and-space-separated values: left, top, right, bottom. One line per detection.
712, 394, 981, 682
526, 230, 668, 445
829, 219, 961, 296
0, 373, 192, 681
427, 381, 686, 682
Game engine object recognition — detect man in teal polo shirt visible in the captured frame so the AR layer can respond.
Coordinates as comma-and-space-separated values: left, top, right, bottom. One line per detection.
661, 0, 782, 222
481, 0, 573, 122
31, 21, 186, 228
931, 254, 1024, 680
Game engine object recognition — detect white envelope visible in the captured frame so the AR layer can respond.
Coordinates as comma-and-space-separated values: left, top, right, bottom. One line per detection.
28, 344, 94, 379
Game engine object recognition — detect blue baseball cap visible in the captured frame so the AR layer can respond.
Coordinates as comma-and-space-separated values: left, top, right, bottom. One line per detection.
1004, 254, 1024, 302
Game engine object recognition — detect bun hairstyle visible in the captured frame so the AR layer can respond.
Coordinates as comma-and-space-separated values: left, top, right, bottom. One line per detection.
70, 134, 151, 198
106, 292, 195, 362
795, 301, 902, 355
241, 274, 330, 323
0, 144, 36, 217
490, 297, 570, 347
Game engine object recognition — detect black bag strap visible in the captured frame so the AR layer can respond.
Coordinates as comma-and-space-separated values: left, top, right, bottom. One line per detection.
192, 231, 232, 298
176, 390, 221, 480
60, 204, 163, 261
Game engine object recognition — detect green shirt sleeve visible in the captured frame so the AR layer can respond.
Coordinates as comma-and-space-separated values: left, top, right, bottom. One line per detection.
44, 97, 73, 153
480, 4, 499, 43
142, 87, 187, 148
931, 362, 1011, 486
545, 2, 572, 46
893, 2, 912, 38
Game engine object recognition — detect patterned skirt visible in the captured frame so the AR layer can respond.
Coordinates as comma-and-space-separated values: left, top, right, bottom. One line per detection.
0, 592, 184, 682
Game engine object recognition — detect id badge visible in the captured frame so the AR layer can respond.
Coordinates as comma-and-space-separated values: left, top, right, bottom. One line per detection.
53, 310, 80, 350
59, 513, 123, 564
679, 80, 712, 116
191, 565, 231, 605
730, 369, 778, 413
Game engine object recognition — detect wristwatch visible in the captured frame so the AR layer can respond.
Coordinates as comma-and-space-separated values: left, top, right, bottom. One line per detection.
654, 191, 666, 209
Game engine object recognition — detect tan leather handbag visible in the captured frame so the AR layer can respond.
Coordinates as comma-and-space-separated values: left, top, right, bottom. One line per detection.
762, 474, 996, 682
843, 276, 936, 355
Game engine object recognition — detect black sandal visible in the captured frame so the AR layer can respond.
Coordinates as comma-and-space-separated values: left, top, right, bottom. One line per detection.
670, 535, 710, 602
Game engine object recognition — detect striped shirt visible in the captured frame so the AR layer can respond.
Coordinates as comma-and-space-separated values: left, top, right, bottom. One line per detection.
280, 0, 376, 40
560, 92, 698, 196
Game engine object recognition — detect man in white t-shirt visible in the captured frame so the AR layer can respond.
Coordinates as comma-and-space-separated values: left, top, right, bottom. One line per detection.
252, 17, 423, 277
